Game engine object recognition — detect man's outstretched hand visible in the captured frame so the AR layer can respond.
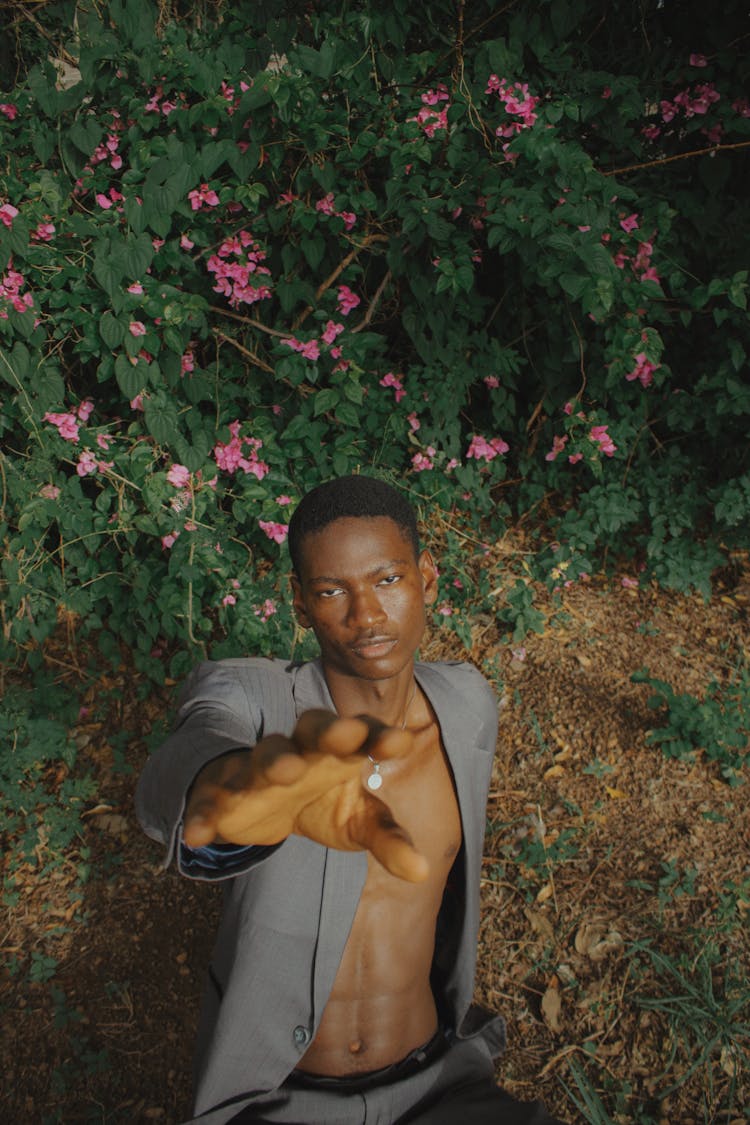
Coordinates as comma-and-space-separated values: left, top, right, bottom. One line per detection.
183, 710, 429, 883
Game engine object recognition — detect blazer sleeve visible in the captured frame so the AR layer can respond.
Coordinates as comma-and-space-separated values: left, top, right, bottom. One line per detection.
134, 659, 292, 880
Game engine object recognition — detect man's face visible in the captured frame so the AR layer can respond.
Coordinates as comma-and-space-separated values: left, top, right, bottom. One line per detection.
291, 516, 438, 681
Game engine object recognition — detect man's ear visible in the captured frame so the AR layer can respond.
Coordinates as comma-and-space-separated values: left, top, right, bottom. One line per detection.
419, 549, 439, 606
290, 575, 311, 629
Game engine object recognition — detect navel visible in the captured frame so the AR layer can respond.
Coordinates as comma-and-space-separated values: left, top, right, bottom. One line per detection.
348, 1038, 364, 1055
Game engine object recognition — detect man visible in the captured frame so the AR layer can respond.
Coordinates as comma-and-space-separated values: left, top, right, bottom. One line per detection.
136, 476, 563, 1124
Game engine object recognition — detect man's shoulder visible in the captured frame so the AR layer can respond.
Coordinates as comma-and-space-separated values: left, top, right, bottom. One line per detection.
179, 655, 299, 700
416, 658, 492, 688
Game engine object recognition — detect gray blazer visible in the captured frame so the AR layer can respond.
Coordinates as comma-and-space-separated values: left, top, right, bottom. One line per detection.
135, 657, 503, 1123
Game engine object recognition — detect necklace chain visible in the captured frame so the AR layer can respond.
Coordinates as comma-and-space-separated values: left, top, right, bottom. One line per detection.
365, 680, 417, 791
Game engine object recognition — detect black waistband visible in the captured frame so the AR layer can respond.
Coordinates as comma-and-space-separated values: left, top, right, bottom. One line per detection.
288, 1027, 451, 1093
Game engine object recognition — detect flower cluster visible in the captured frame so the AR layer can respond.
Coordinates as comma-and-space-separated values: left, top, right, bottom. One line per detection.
213, 421, 269, 478
412, 446, 436, 472
0, 102, 17, 120
466, 434, 509, 461
408, 85, 450, 138
258, 520, 288, 544
380, 372, 405, 403
283, 336, 320, 361
589, 424, 617, 456
315, 193, 357, 231
207, 230, 272, 308
0, 264, 34, 318
145, 85, 181, 116
625, 350, 660, 388
0, 202, 19, 228
42, 400, 94, 443
486, 75, 539, 158
189, 182, 220, 211
337, 285, 360, 316
90, 131, 124, 172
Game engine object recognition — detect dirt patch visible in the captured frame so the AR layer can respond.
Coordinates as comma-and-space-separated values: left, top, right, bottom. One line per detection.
2, 569, 748, 1123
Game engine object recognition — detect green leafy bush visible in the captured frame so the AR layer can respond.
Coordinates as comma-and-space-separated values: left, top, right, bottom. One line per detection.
1, 0, 748, 677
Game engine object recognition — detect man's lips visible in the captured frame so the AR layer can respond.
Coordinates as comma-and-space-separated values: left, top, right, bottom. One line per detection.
349, 636, 398, 658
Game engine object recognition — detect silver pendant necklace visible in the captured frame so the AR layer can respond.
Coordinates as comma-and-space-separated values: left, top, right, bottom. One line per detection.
366, 680, 417, 791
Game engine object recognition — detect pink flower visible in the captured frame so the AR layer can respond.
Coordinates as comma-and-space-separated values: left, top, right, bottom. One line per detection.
568, 452, 584, 464
254, 598, 277, 622
337, 285, 360, 316
40, 484, 61, 500
76, 450, 98, 476
161, 532, 179, 549
222, 593, 237, 607
380, 372, 406, 403
43, 411, 80, 443
484, 375, 500, 390
188, 183, 220, 211
563, 401, 574, 415
282, 335, 320, 361
96, 193, 113, 210
259, 520, 288, 544
181, 348, 195, 375
77, 399, 94, 422
130, 394, 145, 411
129, 320, 146, 337
339, 211, 357, 231
180, 233, 195, 250
625, 352, 659, 388
0, 103, 17, 120
689, 53, 707, 67
412, 446, 436, 472
0, 203, 19, 228
621, 576, 639, 589
316, 193, 336, 215
406, 412, 420, 432
127, 281, 144, 295
620, 214, 639, 233
321, 320, 345, 345
466, 434, 509, 461
437, 603, 453, 616
96, 433, 113, 451
276, 495, 292, 506
166, 464, 191, 488
589, 424, 617, 456
31, 221, 55, 242
545, 434, 568, 462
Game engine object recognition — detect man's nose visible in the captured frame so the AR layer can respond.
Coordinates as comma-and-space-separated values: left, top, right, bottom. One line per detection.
347, 589, 386, 628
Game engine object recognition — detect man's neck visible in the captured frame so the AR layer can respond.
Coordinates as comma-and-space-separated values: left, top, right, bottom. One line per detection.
322, 662, 418, 729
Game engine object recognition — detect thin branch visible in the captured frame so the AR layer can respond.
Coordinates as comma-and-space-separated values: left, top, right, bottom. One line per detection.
207, 306, 289, 338
351, 270, 392, 334
212, 329, 274, 373
291, 233, 389, 331
604, 139, 750, 178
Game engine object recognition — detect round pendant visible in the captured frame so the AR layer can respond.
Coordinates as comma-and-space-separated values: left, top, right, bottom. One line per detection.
367, 771, 383, 791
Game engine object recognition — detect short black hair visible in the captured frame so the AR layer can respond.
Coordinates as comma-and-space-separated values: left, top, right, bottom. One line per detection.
287, 475, 420, 575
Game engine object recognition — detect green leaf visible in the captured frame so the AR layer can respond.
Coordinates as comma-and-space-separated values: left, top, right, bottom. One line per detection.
144, 396, 180, 445
123, 234, 154, 281
100, 312, 126, 349
114, 354, 145, 399
301, 236, 325, 271
313, 388, 340, 417
335, 401, 359, 427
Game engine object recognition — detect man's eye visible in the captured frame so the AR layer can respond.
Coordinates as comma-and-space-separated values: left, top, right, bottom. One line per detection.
320, 588, 343, 598
378, 575, 400, 586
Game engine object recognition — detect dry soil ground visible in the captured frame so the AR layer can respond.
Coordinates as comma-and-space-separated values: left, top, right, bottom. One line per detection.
2, 566, 749, 1124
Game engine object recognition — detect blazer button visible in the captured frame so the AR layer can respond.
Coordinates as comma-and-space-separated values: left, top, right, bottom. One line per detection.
293, 1025, 311, 1046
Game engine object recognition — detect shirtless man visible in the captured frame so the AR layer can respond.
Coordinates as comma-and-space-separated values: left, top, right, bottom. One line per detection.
136, 476, 563, 1125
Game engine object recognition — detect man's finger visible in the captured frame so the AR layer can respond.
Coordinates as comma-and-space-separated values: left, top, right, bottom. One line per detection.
293, 710, 371, 757
355, 800, 429, 883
